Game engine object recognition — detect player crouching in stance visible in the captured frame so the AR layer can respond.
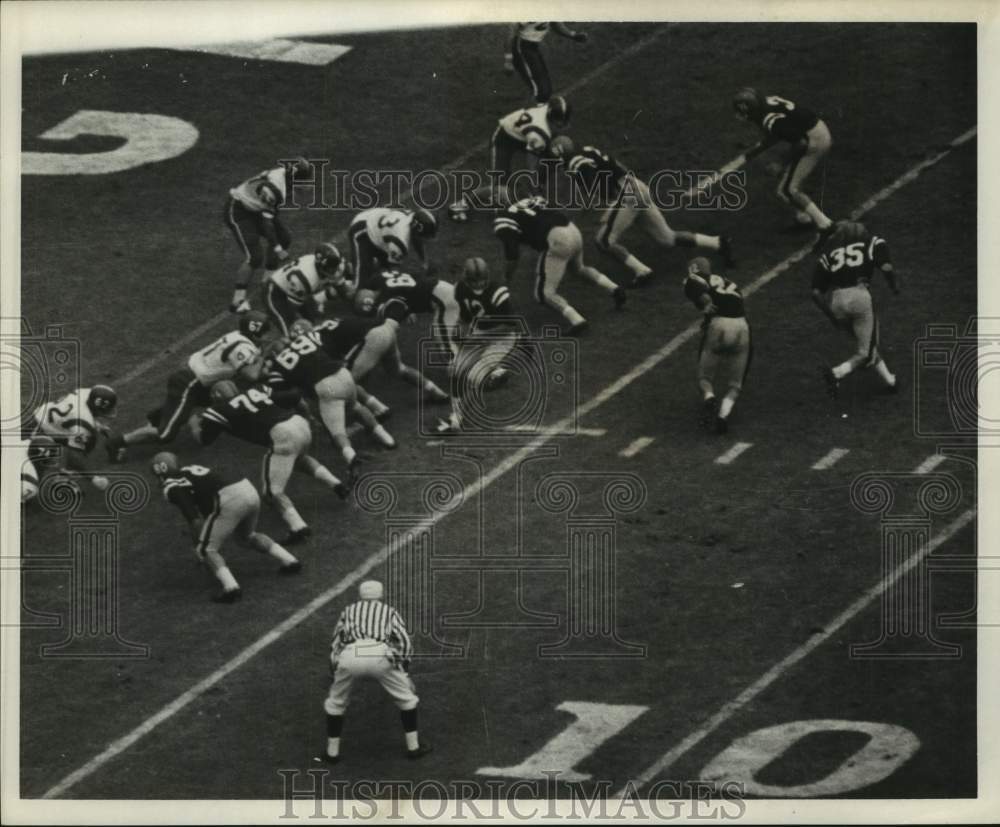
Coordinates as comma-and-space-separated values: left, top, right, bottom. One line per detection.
551, 136, 734, 287
684, 257, 752, 434
495, 195, 625, 336
733, 88, 833, 235
24, 384, 120, 496
322, 580, 431, 763
191, 380, 348, 546
151, 452, 300, 603
106, 312, 271, 463
265, 241, 350, 339
811, 220, 900, 396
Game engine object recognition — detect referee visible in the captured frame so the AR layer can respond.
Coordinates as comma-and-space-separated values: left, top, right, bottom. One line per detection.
503, 22, 588, 104
322, 580, 432, 762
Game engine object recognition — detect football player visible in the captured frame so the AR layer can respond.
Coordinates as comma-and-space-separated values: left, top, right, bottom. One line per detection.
495, 195, 624, 335
552, 136, 734, 286
347, 207, 437, 293
225, 157, 313, 313
106, 312, 270, 462
812, 220, 899, 395
24, 386, 118, 493
152, 452, 300, 603
733, 88, 833, 234
683, 257, 752, 434
265, 242, 350, 339
192, 380, 348, 545
503, 22, 588, 104
485, 96, 570, 204
264, 318, 396, 481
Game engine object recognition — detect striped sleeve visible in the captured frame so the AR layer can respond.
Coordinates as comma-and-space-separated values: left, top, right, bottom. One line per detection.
491, 285, 511, 313
493, 216, 521, 236
388, 608, 413, 661
201, 407, 231, 428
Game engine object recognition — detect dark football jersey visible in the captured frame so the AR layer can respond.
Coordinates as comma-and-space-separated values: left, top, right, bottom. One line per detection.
813, 234, 891, 292
313, 317, 376, 361
200, 385, 294, 447
455, 280, 513, 328
493, 196, 571, 255
565, 145, 630, 197
684, 272, 746, 318
370, 269, 441, 315
754, 94, 820, 143
161, 465, 231, 519
267, 333, 343, 392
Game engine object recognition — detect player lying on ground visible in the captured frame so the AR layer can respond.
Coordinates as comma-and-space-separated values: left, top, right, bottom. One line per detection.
503, 22, 587, 104
225, 157, 313, 313
151, 452, 300, 603
347, 207, 437, 293
495, 195, 625, 335
684, 257, 752, 435
191, 380, 348, 546
551, 136, 735, 286
811, 220, 900, 397
322, 579, 431, 763
265, 241, 352, 339
106, 312, 271, 463
733, 87, 833, 234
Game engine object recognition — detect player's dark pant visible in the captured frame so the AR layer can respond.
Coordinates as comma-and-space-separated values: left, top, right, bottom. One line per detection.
512, 39, 551, 103
490, 128, 525, 177
264, 282, 318, 339
348, 221, 389, 291
146, 367, 212, 442
224, 197, 291, 270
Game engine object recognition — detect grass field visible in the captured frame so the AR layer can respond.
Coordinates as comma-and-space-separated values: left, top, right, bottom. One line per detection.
17, 22, 977, 801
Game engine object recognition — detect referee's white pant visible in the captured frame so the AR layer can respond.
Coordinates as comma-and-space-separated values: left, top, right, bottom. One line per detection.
324, 640, 419, 715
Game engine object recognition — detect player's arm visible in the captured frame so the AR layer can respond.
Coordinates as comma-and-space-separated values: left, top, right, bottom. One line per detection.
810, 266, 840, 326
191, 409, 226, 446
743, 133, 779, 162
552, 22, 587, 42
164, 482, 205, 544
683, 276, 716, 316
871, 235, 899, 294
494, 225, 521, 282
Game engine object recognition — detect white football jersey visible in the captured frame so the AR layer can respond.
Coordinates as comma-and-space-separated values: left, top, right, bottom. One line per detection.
188, 332, 261, 385
515, 22, 550, 43
229, 166, 288, 217
268, 254, 337, 305
357, 208, 415, 263
33, 388, 101, 453
499, 104, 553, 153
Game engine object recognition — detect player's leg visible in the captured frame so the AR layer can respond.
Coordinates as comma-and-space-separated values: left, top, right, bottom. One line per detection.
383, 332, 449, 402
715, 319, 751, 432
568, 224, 623, 308
264, 217, 293, 270
195, 497, 242, 600
232, 482, 300, 571
698, 322, 721, 427
511, 38, 541, 102
108, 370, 207, 460
225, 198, 264, 312
784, 122, 833, 230
523, 41, 551, 104
349, 223, 374, 292
348, 325, 394, 417
293, 451, 348, 499
536, 242, 587, 332
315, 373, 358, 466
264, 282, 299, 340
262, 424, 309, 542
830, 289, 874, 380
595, 198, 653, 284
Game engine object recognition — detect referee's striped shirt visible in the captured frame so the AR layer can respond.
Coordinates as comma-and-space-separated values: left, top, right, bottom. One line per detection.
331, 599, 413, 662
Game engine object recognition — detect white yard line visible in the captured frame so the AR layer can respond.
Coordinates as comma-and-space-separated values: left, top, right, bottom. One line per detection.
811, 447, 850, 470
619, 436, 655, 458
914, 453, 948, 474
619, 506, 977, 796
179, 39, 352, 66
41, 120, 977, 803
714, 442, 753, 465
503, 425, 606, 437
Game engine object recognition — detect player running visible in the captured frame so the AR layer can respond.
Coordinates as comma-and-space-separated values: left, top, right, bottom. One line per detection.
552, 136, 735, 286
191, 380, 348, 545
152, 452, 301, 603
106, 313, 271, 462
683, 257, 752, 434
347, 207, 438, 292
495, 195, 624, 335
264, 241, 352, 338
503, 22, 588, 104
225, 157, 313, 313
812, 220, 900, 396
732, 88, 833, 234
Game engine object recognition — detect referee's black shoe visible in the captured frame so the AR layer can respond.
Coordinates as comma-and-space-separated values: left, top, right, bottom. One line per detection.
406, 743, 433, 760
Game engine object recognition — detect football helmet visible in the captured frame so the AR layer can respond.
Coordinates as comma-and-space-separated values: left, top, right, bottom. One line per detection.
827, 220, 869, 247
411, 208, 438, 239
87, 385, 118, 419
732, 87, 762, 120
688, 257, 712, 278
210, 380, 239, 404
355, 289, 379, 316
150, 451, 181, 479
315, 242, 343, 276
288, 157, 313, 180
461, 257, 490, 293
549, 135, 575, 159
547, 96, 571, 127
239, 310, 271, 341
289, 318, 314, 338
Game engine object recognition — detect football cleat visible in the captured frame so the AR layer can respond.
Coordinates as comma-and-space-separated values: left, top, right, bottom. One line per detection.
333, 483, 350, 501
700, 396, 718, 429
212, 588, 243, 604
613, 287, 627, 310
279, 560, 303, 575
629, 271, 653, 289
567, 320, 589, 337
547, 95, 571, 127
822, 365, 839, 398
411, 208, 438, 239
239, 310, 271, 341
314, 241, 343, 276
283, 527, 312, 546
715, 416, 729, 435
406, 743, 433, 760
370, 424, 397, 450
321, 752, 341, 765
87, 385, 118, 419
346, 457, 362, 488
230, 299, 252, 314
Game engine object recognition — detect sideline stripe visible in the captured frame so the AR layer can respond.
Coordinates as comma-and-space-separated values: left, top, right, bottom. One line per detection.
41, 125, 977, 803
914, 453, 948, 474
811, 447, 850, 470
714, 442, 753, 465
619, 436, 654, 458
620, 506, 977, 795
181, 39, 352, 66
115, 25, 678, 390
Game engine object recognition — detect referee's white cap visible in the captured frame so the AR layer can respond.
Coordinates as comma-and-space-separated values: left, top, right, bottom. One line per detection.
359, 580, 384, 600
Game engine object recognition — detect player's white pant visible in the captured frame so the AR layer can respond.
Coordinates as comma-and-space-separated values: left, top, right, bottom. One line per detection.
195, 479, 290, 562
777, 120, 832, 211
598, 177, 678, 248
14, 443, 39, 503
324, 640, 419, 715
454, 329, 519, 387
429, 281, 462, 360
698, 316, 752, 394
829, 285, 885, 378
536, 223, 617, 327
262, 415, 312, 533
